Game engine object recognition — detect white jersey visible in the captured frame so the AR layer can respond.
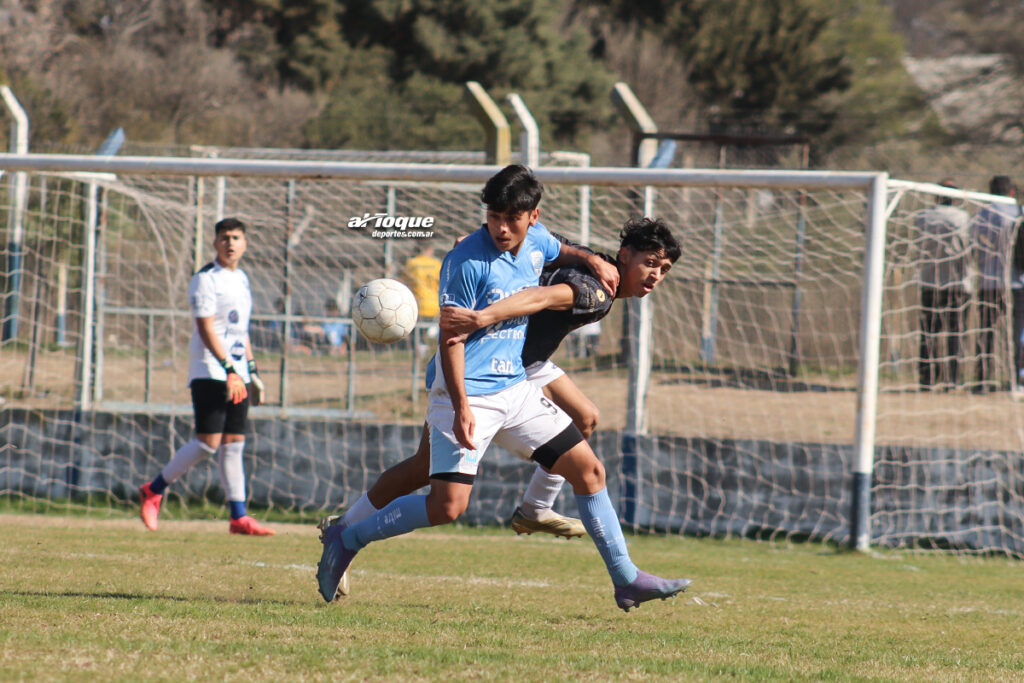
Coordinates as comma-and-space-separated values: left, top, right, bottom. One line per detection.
187, 260, 252, 383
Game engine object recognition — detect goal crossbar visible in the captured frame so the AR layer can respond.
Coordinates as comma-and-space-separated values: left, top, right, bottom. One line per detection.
0, 153, 882, 190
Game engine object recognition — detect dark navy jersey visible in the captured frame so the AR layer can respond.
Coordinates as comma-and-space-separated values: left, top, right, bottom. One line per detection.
520, 235, 616, 367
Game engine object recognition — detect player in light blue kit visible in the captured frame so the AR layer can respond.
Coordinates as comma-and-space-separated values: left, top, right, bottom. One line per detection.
317, 165, 690, 611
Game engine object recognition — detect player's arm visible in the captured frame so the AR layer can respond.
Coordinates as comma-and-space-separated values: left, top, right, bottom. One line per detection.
243, 334, 265, 406
440, 284, 574, 345
195, 316, 247, 404
439, 319, 475, 450
552, 242, 618, 295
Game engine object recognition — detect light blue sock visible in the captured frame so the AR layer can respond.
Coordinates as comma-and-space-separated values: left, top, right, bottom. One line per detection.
575, 488, 639, 586
341, 494, 431, 551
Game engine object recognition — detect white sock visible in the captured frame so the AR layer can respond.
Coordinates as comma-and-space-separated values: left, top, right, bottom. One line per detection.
161, 438, 216, 484
217, 441, 247, 502
342, 492, 379, 525
520, 465, 566, 521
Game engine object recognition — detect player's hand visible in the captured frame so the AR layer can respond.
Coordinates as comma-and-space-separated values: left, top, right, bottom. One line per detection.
441, 307, 481, 346
226, 373, 248, 404
453, 403, 476, 451
588, 254, 619, 295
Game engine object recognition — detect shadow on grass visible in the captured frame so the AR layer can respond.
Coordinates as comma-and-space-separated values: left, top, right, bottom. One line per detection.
1, 588, 307, 607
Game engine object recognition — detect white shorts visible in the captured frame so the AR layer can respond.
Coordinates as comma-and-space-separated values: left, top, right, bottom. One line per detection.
525, 360, 565, 387
427, 379, 575, 477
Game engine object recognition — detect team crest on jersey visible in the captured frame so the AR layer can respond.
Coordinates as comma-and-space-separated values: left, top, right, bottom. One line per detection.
530, 250, 544, 276
228, 310, 239, 323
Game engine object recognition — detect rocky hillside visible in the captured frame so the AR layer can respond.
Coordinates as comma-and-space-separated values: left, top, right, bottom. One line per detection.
903, 54, 1024, 144
886, 1, 1024, 144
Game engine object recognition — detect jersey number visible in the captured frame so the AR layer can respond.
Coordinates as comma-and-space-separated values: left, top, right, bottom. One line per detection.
539, 396, 559, 416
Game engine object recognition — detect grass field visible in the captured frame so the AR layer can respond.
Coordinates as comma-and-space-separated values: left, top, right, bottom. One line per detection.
2, 513, 1024, 681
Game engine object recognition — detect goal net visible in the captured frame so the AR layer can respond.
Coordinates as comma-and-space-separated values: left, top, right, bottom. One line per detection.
2, 156, 1023, 556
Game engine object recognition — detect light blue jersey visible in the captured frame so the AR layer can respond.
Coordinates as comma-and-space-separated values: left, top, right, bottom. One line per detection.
426, 222, 561, 395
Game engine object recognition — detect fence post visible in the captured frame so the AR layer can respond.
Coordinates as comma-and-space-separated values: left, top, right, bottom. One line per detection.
464, 82, 510, 166
506, 93, 539, 168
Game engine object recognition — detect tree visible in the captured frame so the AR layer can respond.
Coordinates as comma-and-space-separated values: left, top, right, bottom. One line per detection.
575, 0, 930, 151
817, 0, 932, 149
308, 0, 615, 150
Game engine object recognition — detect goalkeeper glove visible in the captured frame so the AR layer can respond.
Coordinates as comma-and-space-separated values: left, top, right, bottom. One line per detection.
248, 359, 265, 406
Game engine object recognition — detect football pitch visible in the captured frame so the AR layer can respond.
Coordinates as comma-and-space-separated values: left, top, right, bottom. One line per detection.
1, 513, 1022, 681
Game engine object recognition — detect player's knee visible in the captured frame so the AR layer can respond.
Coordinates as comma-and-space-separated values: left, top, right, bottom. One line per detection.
576, 456, 605, 489
425, 474, 472, 525
196, 434, 221, 452
425, 495, 468, 525
436, 501, 466, 524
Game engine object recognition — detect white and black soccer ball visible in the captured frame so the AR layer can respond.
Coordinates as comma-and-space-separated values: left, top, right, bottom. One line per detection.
350, 278, 418, 345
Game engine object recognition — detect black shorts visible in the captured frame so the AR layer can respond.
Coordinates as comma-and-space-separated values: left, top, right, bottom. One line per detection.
190, 378, 248, 435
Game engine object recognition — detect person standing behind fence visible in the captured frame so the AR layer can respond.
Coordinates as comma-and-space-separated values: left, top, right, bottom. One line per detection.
915, 179, 971, 391
138, 217, 275, 536
1011, 210, 1024, 396
404, 245, 442, 353
319, 298, 350, 356
970, 175, 1022, 393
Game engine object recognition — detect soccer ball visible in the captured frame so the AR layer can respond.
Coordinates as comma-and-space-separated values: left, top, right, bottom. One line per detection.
351, 278, 418, 345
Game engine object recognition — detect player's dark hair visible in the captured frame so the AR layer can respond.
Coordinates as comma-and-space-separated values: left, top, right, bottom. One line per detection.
619, 217, 681, 263
480, 164, 543, 214
990, 175, 1014, 197
215, 217, 247, 234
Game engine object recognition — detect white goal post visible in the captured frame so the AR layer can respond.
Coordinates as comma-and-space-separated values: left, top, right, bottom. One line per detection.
2, 152, 1022, 557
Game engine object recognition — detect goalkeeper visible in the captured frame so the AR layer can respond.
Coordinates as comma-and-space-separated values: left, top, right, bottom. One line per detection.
137, 217, 274, 536
324, 216, 679, 564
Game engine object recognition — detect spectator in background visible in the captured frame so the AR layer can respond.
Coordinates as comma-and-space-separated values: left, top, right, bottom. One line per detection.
319, 298, 349, 355
970, 175, 1022, 392
915, 178, 971, 391
569, 320, 602, 358
249, 299, 282, 352
256, 297, 309, 354
403, 245, 442, 355
1011, 210, 1024, 395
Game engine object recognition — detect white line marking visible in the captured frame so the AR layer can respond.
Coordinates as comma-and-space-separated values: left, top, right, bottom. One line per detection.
242, 560, 552, 588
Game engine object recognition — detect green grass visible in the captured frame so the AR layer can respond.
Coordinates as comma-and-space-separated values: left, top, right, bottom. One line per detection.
2, 513, 1023, 681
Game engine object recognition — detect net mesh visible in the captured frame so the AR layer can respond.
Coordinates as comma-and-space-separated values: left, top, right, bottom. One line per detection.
3, 160, 1024, 555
